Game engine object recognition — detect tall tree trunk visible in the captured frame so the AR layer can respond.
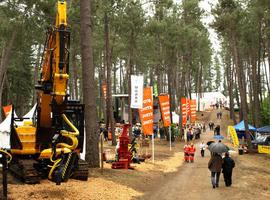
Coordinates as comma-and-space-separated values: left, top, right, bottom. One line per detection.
0, 30, 17, 122
128, 30, 135, 136
32, 44, 42, 105
262, 52, 270, 94
247, 58, 255, 125
178, 69, 186, 137
196, 62, 203, 112
227, 57, 236, 123
251, 53, 262, 127
80, 0, 99, 167
72, 50, 79, 100
113, 62, 117, 94
267, 42, 270, 97
231, 34, 249, 142
104, 12, 116, 146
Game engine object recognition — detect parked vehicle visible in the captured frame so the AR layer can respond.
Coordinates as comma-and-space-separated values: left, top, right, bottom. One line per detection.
252, 135, 270, 150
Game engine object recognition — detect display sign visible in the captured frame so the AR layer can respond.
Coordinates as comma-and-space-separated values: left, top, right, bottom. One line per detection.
102, 83, 107, 99
258, 145, 270, 154
187, 99, 190, 117
228, 126, 239, 147
130, 75, 144, 109
158, 95, 171, 127
190, 99, 196, 123
139, 87, 154, 135
181, 98, 187, 125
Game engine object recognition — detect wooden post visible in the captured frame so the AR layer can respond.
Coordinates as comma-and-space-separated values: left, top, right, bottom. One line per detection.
1, 153, 8, 200
169, 127, 172, 151
100, 133, 104, 174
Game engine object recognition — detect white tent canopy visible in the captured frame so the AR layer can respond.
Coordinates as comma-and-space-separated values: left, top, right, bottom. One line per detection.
0, 111, 17, 149
23, 103, 36, 119
191, 92, 227, 111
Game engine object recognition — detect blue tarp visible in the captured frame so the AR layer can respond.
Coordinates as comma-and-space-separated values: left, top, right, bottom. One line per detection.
234, 120, 256, 132
257, 126, 270, 133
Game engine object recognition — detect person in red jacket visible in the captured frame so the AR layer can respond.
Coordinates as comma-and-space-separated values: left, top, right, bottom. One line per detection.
183, 143, 190, 162
189, 143, 196, 163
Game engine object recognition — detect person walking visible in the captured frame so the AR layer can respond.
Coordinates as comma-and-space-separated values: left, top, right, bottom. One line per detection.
208, 153, 223, 188
184, 143, 190, 162
199, 141, 206, 157
187, 128, 192, 142
203, 123, 206, 132
189, 143, 196, 163
214, 125, 221, 135
222, 152, 235, 187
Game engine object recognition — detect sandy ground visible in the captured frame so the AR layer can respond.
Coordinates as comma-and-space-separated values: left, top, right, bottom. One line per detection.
2, 109, 270, 200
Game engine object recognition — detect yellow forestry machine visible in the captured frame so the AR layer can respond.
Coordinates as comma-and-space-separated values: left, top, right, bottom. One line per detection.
8, 0, 88, 185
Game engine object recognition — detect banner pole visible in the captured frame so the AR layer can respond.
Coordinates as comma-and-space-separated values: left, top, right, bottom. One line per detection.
152, 134, 155, 163
169, 127, 172, 151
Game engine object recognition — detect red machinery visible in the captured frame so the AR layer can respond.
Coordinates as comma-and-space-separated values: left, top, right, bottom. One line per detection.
112, 124, 133, 169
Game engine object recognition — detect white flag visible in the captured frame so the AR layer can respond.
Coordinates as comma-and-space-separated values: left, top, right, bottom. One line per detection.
131, 75, 144, 109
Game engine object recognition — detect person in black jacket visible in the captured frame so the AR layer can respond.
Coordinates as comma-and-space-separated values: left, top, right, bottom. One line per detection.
222, 152, 235, 187
208, 153, 223, 188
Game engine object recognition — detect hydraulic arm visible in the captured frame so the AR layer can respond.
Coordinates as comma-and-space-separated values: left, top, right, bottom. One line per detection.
9, 0, 87, 185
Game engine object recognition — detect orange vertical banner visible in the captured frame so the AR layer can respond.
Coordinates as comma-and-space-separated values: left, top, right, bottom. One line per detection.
2, 105, 12, 117
139, 87, 154, 135
187, 99, 190, 117
158, 94, 171, 127
181, 98, 187, 125
190, 99, 197, 123
102, 83, 107, 99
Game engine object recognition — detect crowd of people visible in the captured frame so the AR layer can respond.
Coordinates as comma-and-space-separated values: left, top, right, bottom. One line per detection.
99, 110, 236, 189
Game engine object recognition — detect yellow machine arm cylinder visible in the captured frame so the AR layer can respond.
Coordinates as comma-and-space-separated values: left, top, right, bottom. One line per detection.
56, 114, 79, 150
0, 149, 12, 163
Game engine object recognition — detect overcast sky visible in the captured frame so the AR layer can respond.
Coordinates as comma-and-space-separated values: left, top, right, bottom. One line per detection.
198, 0, 220, 52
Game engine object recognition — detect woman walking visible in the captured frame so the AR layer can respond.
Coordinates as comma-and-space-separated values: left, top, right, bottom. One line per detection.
208, 153, 223, 188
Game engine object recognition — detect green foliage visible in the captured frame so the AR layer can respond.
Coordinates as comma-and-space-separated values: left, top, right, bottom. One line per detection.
213, 55, 221, 91
0, 0, 214, 116
261, 96, 270, 125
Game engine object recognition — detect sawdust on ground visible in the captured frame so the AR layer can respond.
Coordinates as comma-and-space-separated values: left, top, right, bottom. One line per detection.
7, 140, 185, 200
5, 109, 270, 200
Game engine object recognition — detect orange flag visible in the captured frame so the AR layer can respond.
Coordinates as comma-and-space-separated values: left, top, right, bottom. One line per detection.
102, 83, 107, 99
181, 98, 187, 125
139, 87, 154, 135
2, 105, 12, 117
190, 99, 197, 123
158, 95, 171, 127
187, 99, 190, 117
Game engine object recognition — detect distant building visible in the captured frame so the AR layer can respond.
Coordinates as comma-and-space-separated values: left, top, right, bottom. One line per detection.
191, 92, 228, 111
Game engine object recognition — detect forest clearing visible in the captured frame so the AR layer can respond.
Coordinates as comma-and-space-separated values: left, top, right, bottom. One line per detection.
3, 110, 270, 200
0, 0, 270, 200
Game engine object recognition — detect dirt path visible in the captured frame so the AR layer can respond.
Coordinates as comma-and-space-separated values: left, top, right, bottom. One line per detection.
4, 109, 270, 200
139, 110, 223, 200
138, 109, 270, 200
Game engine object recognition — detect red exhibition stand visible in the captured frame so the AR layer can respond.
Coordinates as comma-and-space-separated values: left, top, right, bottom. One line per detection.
112, 124, 133, 169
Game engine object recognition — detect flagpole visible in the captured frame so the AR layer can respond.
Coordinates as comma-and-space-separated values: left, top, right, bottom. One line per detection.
152, 133, 155, 163
169, 126, 172, 151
